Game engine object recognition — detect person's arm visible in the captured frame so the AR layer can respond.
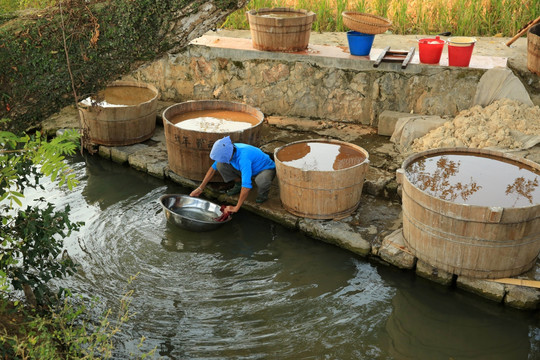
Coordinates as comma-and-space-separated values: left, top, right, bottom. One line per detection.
225, 187, 250, 214
189, 167, 216, 197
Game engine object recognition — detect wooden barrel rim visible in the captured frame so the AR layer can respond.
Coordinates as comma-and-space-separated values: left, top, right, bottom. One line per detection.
274, 138, 370, 174
400, 147, 540, 211
162, 100, 264, 133
78, 80, 159, 110
247, 7, 316, 18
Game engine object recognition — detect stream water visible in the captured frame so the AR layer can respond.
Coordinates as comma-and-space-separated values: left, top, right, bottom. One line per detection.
37, 155, 540, 359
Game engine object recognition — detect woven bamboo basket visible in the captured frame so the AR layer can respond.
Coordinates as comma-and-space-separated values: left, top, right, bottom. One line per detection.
342, 12, 392, 35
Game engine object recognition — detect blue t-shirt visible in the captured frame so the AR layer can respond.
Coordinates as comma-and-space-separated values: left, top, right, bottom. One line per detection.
212, 143, 275, 189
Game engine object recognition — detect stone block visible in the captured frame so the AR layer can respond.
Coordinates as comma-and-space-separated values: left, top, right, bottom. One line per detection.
298, 219, 371, 256
363, 167, 394, 196
456, 276, 505, 303
416, 260, 453, 286
504, 284, 540, 310
379, 229, 416, 269
128, 153, 149, 172
98, 146, 111, 160
147, 161, 168, 179
377, 110, 416, 136
110, 144, 148, 164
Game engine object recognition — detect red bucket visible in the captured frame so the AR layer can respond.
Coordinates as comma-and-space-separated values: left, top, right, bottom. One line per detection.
447, 37, 477, 67
418, 36, 445, 64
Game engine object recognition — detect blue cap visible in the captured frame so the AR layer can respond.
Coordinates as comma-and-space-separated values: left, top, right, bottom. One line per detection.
210, 136, 234, 163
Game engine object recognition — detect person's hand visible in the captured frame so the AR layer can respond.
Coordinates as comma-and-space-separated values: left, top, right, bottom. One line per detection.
190, 187, 203, 197
224, 205, 239, 214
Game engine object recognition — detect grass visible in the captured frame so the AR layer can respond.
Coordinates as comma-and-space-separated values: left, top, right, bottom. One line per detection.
221, 0, 540, 36
2, 0, 537, 36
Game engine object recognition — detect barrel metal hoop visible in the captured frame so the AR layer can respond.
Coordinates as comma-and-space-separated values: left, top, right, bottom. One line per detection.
278, 178, 363, 191
403, 188, 540, 224
403, 210, 540, 247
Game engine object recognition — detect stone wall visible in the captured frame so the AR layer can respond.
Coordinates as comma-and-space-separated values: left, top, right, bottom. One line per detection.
126, 37, 486, 127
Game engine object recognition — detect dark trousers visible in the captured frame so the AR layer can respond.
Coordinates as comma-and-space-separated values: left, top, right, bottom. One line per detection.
216, 163, 276, 197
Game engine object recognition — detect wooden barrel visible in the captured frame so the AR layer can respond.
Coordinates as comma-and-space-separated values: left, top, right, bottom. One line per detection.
528, 23, 540, 76
246, 8, 316, 52
162, 100, 264, 182
78, 81, 158, 146
397, 148, 540, 279
274, 139, 369, 219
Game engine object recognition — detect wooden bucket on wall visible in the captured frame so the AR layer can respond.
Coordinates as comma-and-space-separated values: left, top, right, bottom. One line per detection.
397, 148, 540, 279
246, 8, 316, 52
274, 139, 370, 219
162, 100, 264, 182
528, 23, 540, 76
79, 81, 158, 146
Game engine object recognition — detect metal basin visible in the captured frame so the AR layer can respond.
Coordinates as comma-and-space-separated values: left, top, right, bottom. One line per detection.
159, 194, 231, 232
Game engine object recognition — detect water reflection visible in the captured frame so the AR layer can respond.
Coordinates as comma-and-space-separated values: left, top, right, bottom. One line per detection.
406, 153, 540, 207
506, 176, 540, 207
38, 155, 540, 359
82, 157, 164, 210
407, 156, 481, 202
382, 272, 532, 360
278, 141, 366, 171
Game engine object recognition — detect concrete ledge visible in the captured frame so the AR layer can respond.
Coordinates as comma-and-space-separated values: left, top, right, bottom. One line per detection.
129, 36, 499, 127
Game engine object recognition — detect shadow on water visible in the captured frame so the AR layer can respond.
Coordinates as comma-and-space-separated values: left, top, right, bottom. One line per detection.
81, 155, 165, 210
45, 155, 540, 359
380, 269, 533, 360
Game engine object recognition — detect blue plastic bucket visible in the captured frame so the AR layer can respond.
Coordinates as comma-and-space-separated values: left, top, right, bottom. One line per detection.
347, 31, 375, 56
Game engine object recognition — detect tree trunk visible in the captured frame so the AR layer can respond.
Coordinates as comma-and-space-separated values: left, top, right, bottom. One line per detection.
0, 0, 248, 133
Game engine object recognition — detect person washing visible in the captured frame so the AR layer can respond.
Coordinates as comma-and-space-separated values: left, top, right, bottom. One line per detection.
190, 136, 276, 215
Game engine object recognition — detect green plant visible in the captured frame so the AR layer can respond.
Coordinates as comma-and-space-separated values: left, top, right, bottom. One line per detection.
0, 124, 82, 305
1, 276, 157, 359
220, 0, 538, 36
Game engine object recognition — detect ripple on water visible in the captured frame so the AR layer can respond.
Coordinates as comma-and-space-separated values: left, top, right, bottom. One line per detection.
41, 156, 540, 359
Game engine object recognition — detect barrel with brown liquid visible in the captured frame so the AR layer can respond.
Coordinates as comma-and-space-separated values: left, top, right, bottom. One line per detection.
397, 147, 540, 278
78, 81, 158, 146
162, 100, 264, 182
274, 139, 370, 219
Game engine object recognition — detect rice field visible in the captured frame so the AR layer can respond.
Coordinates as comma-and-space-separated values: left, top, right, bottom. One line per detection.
1, 0, 538, 37
221, 0, 540, 36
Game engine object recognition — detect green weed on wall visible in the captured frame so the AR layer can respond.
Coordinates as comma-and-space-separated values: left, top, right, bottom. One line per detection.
0, 0, 191, 134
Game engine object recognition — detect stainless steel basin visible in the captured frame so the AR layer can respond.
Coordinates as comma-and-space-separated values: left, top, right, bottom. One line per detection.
159, 194, 231, 232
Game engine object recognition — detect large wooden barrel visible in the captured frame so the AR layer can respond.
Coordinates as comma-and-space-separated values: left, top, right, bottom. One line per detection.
78, 81, 158, 146
397, 148, 540, 279
274, 139, 369, 219
528, 23, 540, 76
162, 100, 264, 182
246, 8, 316, 52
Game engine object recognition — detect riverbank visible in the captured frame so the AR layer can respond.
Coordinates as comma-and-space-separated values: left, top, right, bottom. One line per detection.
42, 31, 540, 310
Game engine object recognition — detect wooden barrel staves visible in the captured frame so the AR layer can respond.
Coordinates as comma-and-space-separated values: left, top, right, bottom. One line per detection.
79, 81, 158, 146
397, 148, 540, 279
528, 23, 540, 75
162, 100, 264, 182
274, 139, 370, 219
246, 8, 316, 52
